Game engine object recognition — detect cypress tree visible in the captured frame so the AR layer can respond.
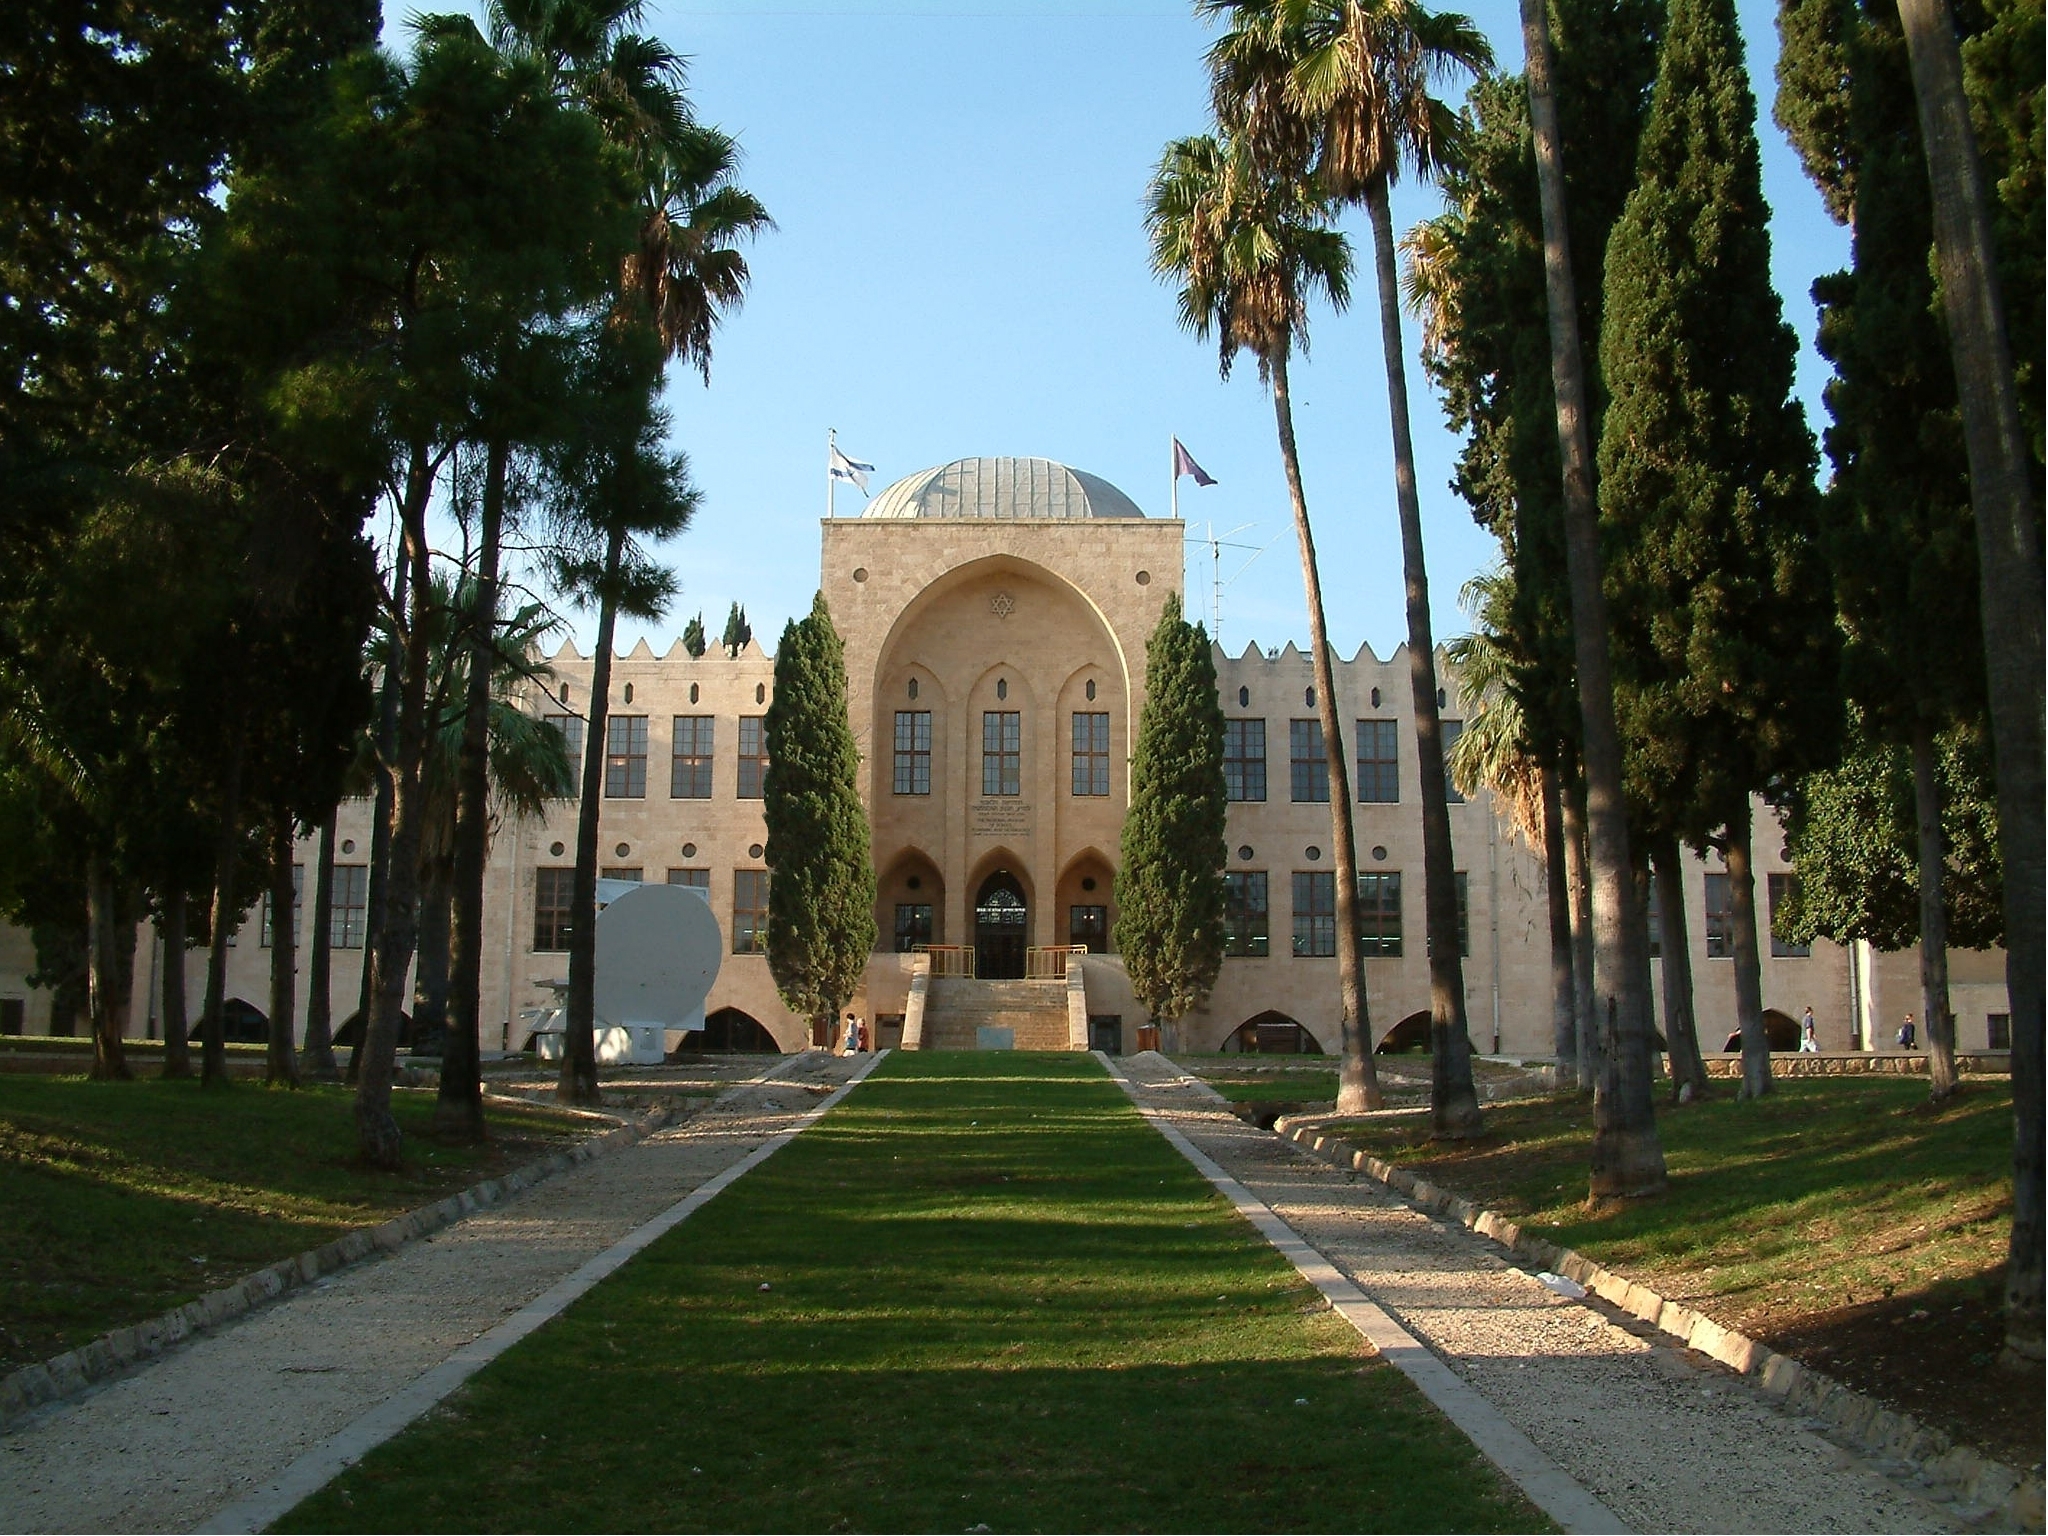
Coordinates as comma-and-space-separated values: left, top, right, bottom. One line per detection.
1598, 0, 1840, 1099
762, 593, 876, 1040
1114, 593, 1228, 1035
721, 601, 751, 656
681, 612, 706, 658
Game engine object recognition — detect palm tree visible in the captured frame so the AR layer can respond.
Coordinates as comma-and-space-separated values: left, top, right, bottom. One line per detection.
1210, 0, 1492, 1138
1146, 132, 1384, 1113
1513, 0, 1668, 1197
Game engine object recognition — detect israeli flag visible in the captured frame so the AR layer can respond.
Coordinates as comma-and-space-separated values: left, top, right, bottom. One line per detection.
829, 443, 875, 493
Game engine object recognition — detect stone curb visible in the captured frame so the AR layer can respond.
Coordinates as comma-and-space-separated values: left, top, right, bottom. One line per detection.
0, 1090, 709, 1433
1271, 1114, 2044, 1534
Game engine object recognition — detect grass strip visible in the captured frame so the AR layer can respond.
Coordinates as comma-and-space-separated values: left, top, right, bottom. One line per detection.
0, 1076, 591, 1374
279, 1053, 1546, 1534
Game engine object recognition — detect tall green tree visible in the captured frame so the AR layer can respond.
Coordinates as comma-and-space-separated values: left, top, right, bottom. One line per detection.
763, 594, 875, 1037
1596, 0, 1839, 1100
721, 602, 752, 656
1208, 0, 1492, 1139
1145, 130, 1384, 1111
681, 612, 707, 657
1115, 594, 1229, 1033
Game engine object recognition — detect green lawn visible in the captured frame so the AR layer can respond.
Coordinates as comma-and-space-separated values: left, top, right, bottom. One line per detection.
1316, 1080, 2011, 1336
0, 1076, 590, 1374
279, 1054, 1545, 1534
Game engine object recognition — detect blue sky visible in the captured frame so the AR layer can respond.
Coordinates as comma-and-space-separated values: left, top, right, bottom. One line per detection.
505, 0, 1847, 660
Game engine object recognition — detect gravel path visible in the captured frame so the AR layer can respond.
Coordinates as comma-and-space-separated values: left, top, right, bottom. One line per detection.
1114, 1053, 1963, 1536
0, 1052, 864, 1536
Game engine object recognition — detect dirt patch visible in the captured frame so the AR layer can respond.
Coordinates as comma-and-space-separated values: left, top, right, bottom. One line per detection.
1752, 1269, 2044, 1473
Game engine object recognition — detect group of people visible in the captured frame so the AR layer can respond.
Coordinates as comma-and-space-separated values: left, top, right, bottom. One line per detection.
841, 1012, 870, 1054
1798, 1006, 1923, 1051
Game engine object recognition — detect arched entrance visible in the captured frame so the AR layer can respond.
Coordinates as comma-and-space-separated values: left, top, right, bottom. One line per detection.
974, 871, 1028, 979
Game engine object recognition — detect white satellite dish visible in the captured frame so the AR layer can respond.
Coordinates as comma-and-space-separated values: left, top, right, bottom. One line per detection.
526, 882, 723, 1066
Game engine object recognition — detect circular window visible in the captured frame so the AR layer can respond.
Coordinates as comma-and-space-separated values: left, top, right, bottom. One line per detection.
1085, 679, 1096, 702
623, 682, 634, 704
906, 875, 921, 891
549, 841, 565, 857
755, 683, 766, 704
1135, 570, 1151, 585
341, 839, 356, 855
908, 676, 919, 700
690, 682, 699, 704
1305, 846, 1323, 862
748, 843, 764, 860
996, 678, 1008, 701
681, 843, 697, 858
853, 567, 869, 583
1081, 876, 1097, 892
1237, 845, 1254, 861
614, 842, 631, 858
1372, 845, 1388, 862
1780, 843, 1792, 861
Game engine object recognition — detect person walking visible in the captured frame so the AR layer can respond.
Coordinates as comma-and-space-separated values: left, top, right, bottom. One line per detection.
1898, 1012, 1917, 1050
1801, 1007, 1818, 1052
843, 1012, 859, 1054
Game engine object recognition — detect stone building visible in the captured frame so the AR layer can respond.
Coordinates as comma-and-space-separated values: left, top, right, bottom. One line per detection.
0, 456, 2013, 1057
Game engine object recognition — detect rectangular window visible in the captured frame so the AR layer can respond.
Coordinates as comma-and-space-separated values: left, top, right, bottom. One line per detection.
1356, 719, 1399, 804
544, 714, 585, 792
1646, 877, 1663, 960
1358, 871, 1403, 957
1224, 871, 1270, 958
670, 716, 714, 798
1704, 872, 1732, 959
1767, 872, 1811, 957
330, 864, 368, 949
1223, 719, 1267, 802
600, 866, 643, 883
0, 998, 21, 1035
982, 710, 1021, 796
732, 869, 770, 953
534, 867, 574, 951
893, 903, 933, 951
1440, 719, 1465, 804
1428, 870, 1471, 957
1989, 1013, 2012, 1050
893, 711, 932, 795
1289, 719, 1328, 803
1069, 904, 1109, 950
1071, 712, 1110, 796
666, 867, 710, 889
1291, 870, 1335, 958
261, 864, 304, 948
738, 716, 768, 799
605, 715, 648, 798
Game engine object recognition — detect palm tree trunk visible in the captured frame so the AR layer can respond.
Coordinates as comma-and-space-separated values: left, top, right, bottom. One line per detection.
357, 449, 436, 1166
1541, 765, 1578, 1089
1911, 718, 1960, 1101
1364, 180, 1481, 1138
200, 724, 245, 1091
439, 437, 507, 1142
1516, 0, 1667, 1196
1725, 800, 1771, 1098
86, 854, 132, 1081
1270, 350, 1382, 1112
412, 855, 453, 1053
1894, 0, 2043, 1368
159, 890, 191, 1079
561, 523, 623, 1106
1652, 831, 1710, 1101
1560, 770, 1599, 1094
351, 564, 406, 1086
301, 812, 340, 1083
266, 812, 300, 1087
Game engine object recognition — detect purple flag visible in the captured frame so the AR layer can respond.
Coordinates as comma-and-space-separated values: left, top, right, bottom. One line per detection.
1172, 438, 1217, 487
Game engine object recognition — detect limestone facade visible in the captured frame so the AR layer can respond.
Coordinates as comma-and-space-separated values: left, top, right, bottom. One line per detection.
0, 457, 2012, 1058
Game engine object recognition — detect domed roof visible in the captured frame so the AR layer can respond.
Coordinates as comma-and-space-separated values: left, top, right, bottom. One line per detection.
860, 456, 1146, 521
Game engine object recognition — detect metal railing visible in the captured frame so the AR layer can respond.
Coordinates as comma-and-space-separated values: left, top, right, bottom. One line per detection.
916, 944, 976, 978
1025, 944, 1087, 979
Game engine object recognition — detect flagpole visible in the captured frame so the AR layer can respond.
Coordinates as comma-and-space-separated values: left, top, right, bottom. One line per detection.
1170, 435, 1179, 523
827, 427, 836, 520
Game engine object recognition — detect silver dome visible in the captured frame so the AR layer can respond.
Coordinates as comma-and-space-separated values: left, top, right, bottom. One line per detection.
860, 456, 1146, 520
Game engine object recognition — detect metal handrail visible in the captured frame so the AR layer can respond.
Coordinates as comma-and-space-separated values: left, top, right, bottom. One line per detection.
1024, 944, 1088, 979
915, 944, 976, 978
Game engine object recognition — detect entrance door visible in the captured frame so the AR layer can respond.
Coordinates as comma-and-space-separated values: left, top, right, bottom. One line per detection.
974, 872, 1028, 979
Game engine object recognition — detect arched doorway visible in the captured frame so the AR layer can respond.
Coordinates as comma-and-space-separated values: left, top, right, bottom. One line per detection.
974, 871, 1028, 979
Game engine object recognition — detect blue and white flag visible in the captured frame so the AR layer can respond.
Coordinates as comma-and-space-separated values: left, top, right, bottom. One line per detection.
829, 443, 875, 493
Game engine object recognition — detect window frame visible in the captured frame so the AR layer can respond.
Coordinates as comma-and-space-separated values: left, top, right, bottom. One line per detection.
604, 714, 649, 799
1356, 718, 1399, 804
1357, 870, 1403, 958
1224, 870, 1270, 958
1223, 718, 1268, 802
533, 867, 574, 951
1767, 871, 1811, 957
1289, 718, 1329, 803
1071, 711, 1110, 797
732, 869, 770, 953
737, 716, 768, 799
670, 715, 714, 799
1703, 872, 1732, 959
330, 863, 369, 950
893, 710, 932, 795
982, 710, 1021, 797
1291, 870, 1335, 958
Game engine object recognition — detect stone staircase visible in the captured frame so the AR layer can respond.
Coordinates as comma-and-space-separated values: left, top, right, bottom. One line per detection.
919, 977, 1075, 1051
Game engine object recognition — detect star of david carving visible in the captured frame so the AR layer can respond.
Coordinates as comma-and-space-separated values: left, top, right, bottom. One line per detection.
989, 591, 1016, 619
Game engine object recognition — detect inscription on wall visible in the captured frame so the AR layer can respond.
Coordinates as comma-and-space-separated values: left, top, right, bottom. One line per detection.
970, 800, 1035, 840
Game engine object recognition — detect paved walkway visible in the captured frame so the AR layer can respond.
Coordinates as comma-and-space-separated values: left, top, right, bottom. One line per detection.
0, 1053, 867, 1535
1111, 1053, 1963, 1535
